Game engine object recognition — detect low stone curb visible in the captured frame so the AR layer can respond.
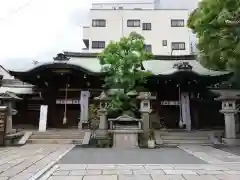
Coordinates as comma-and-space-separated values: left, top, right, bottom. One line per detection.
37, 164, 59, 180
29, 145, 75, 180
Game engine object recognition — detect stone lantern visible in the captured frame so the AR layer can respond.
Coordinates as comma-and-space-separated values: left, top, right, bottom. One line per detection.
212, 89, 240, 145
137, 92, 156, 131
0, 91, 22, 134
94, 91, 109, 132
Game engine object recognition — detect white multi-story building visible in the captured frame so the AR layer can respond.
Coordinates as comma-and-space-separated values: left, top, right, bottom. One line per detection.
82, 1, 191, 55
91, 0, 160, 10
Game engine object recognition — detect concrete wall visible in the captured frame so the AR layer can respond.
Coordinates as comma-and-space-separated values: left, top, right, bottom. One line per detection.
83, 9, 191, 55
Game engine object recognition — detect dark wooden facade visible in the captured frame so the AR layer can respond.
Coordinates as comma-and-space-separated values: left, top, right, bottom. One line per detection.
9, 53, 231, 130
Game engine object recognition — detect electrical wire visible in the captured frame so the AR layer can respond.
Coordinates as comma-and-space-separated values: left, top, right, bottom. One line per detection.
0, 0, 35, 22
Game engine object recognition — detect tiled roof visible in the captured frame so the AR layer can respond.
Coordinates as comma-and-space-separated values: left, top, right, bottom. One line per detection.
8, 57, 230, 77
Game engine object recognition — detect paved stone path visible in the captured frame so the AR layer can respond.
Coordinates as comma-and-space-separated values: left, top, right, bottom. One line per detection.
1, 144, 240, 179
59, 147, 206, 164
0, 144, 74, 180
43, 163, 240, 180
179, 145, 240, 164
42, 145, 240, 180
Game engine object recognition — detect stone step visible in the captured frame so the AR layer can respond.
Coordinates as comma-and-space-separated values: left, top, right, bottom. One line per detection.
27, 139, 83, 144
161, 143, 212, 147
161, 136, 209, 140
162, 139, 212, 144
159, 132, 211, 137
30, 135, 85, 139
32, 132, 85, 135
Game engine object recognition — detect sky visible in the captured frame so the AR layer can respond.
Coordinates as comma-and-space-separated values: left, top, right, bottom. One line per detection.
0, 0, 199, 70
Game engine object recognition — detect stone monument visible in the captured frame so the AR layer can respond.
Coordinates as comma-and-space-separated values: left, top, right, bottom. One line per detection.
212, 89, 240, 145
0, 91, 22, 134
109, 115, 142, 148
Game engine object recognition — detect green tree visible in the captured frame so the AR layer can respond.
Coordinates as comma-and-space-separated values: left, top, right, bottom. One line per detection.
187, 0, 240, 70
98, 32, 152, 117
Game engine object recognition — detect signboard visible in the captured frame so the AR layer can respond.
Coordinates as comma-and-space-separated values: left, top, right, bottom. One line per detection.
0, 107, 7, 146
39, 105, 48, 132
80, 91, 90, 122
160, 101, 180, 106
56, 99, 80, 104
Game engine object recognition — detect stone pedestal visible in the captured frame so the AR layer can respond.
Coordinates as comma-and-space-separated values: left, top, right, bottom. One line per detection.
0, 92, 21, 134
141, 110, 151, 131
94, 91, 109, 131
220, 109, 240, 145
4, 101, 12, 134
109, 115, 142, 148
221, 109, 237, 139
97, 110, 108, 137
222, 138, 240, 145
137, 92, 156, 133
212, 90, 240, 146
111, 130, 141, 148
223, 113, 240, 147
99, 110, 108, 130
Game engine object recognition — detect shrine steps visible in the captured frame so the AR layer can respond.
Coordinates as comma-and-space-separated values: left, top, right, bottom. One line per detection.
155, 130, 218, 147
27, 130, 87, 144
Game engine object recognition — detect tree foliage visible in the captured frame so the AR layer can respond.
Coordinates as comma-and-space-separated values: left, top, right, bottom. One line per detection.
98, 32, 152, 116
187, 0, 240, 70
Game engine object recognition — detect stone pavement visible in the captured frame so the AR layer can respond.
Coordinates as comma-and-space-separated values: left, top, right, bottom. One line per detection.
59, 147, 207, 164
0, 144, 74, 180
179, 145, 240, 164
1, 144, 240, 179
43, 163, 240, 180
42, 145, 240, 180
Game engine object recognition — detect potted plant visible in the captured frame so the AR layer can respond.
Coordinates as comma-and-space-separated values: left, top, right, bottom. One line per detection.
147, 130, 156, 148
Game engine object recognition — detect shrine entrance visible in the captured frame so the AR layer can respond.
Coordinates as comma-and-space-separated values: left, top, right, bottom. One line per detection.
10, 53, 103, 129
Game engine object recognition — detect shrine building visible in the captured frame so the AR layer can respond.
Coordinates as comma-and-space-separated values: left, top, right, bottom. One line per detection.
7, 52, 232, 131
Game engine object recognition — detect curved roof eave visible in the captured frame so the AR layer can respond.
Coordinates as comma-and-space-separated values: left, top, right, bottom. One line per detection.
142, 60, 233, 77
150, 71, 233, 80
8, 60, 103, 76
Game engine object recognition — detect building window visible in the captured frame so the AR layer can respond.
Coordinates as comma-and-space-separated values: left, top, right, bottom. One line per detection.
171, 19, 184, 27
162, 40, 167, 46
172, 42, 185, 50
92, 41, 105, 49
83, 39, 89, 49
127, 19, 141, 27
92, 19, 106, 27
142, 23, 151, 30
144, 44, 152, 52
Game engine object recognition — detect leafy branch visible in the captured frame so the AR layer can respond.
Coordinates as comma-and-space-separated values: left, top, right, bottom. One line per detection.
98, 32, 152, 116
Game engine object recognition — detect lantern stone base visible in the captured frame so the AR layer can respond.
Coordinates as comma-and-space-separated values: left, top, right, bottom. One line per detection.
222, 138, 240, 146
6, 129, 16, 135
95, 130, 108, 139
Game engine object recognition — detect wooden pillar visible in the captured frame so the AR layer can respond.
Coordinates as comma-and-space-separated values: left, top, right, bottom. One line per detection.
191, 101, 199, 129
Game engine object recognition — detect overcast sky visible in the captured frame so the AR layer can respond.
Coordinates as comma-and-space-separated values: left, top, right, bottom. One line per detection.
0, 0, 198, 70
